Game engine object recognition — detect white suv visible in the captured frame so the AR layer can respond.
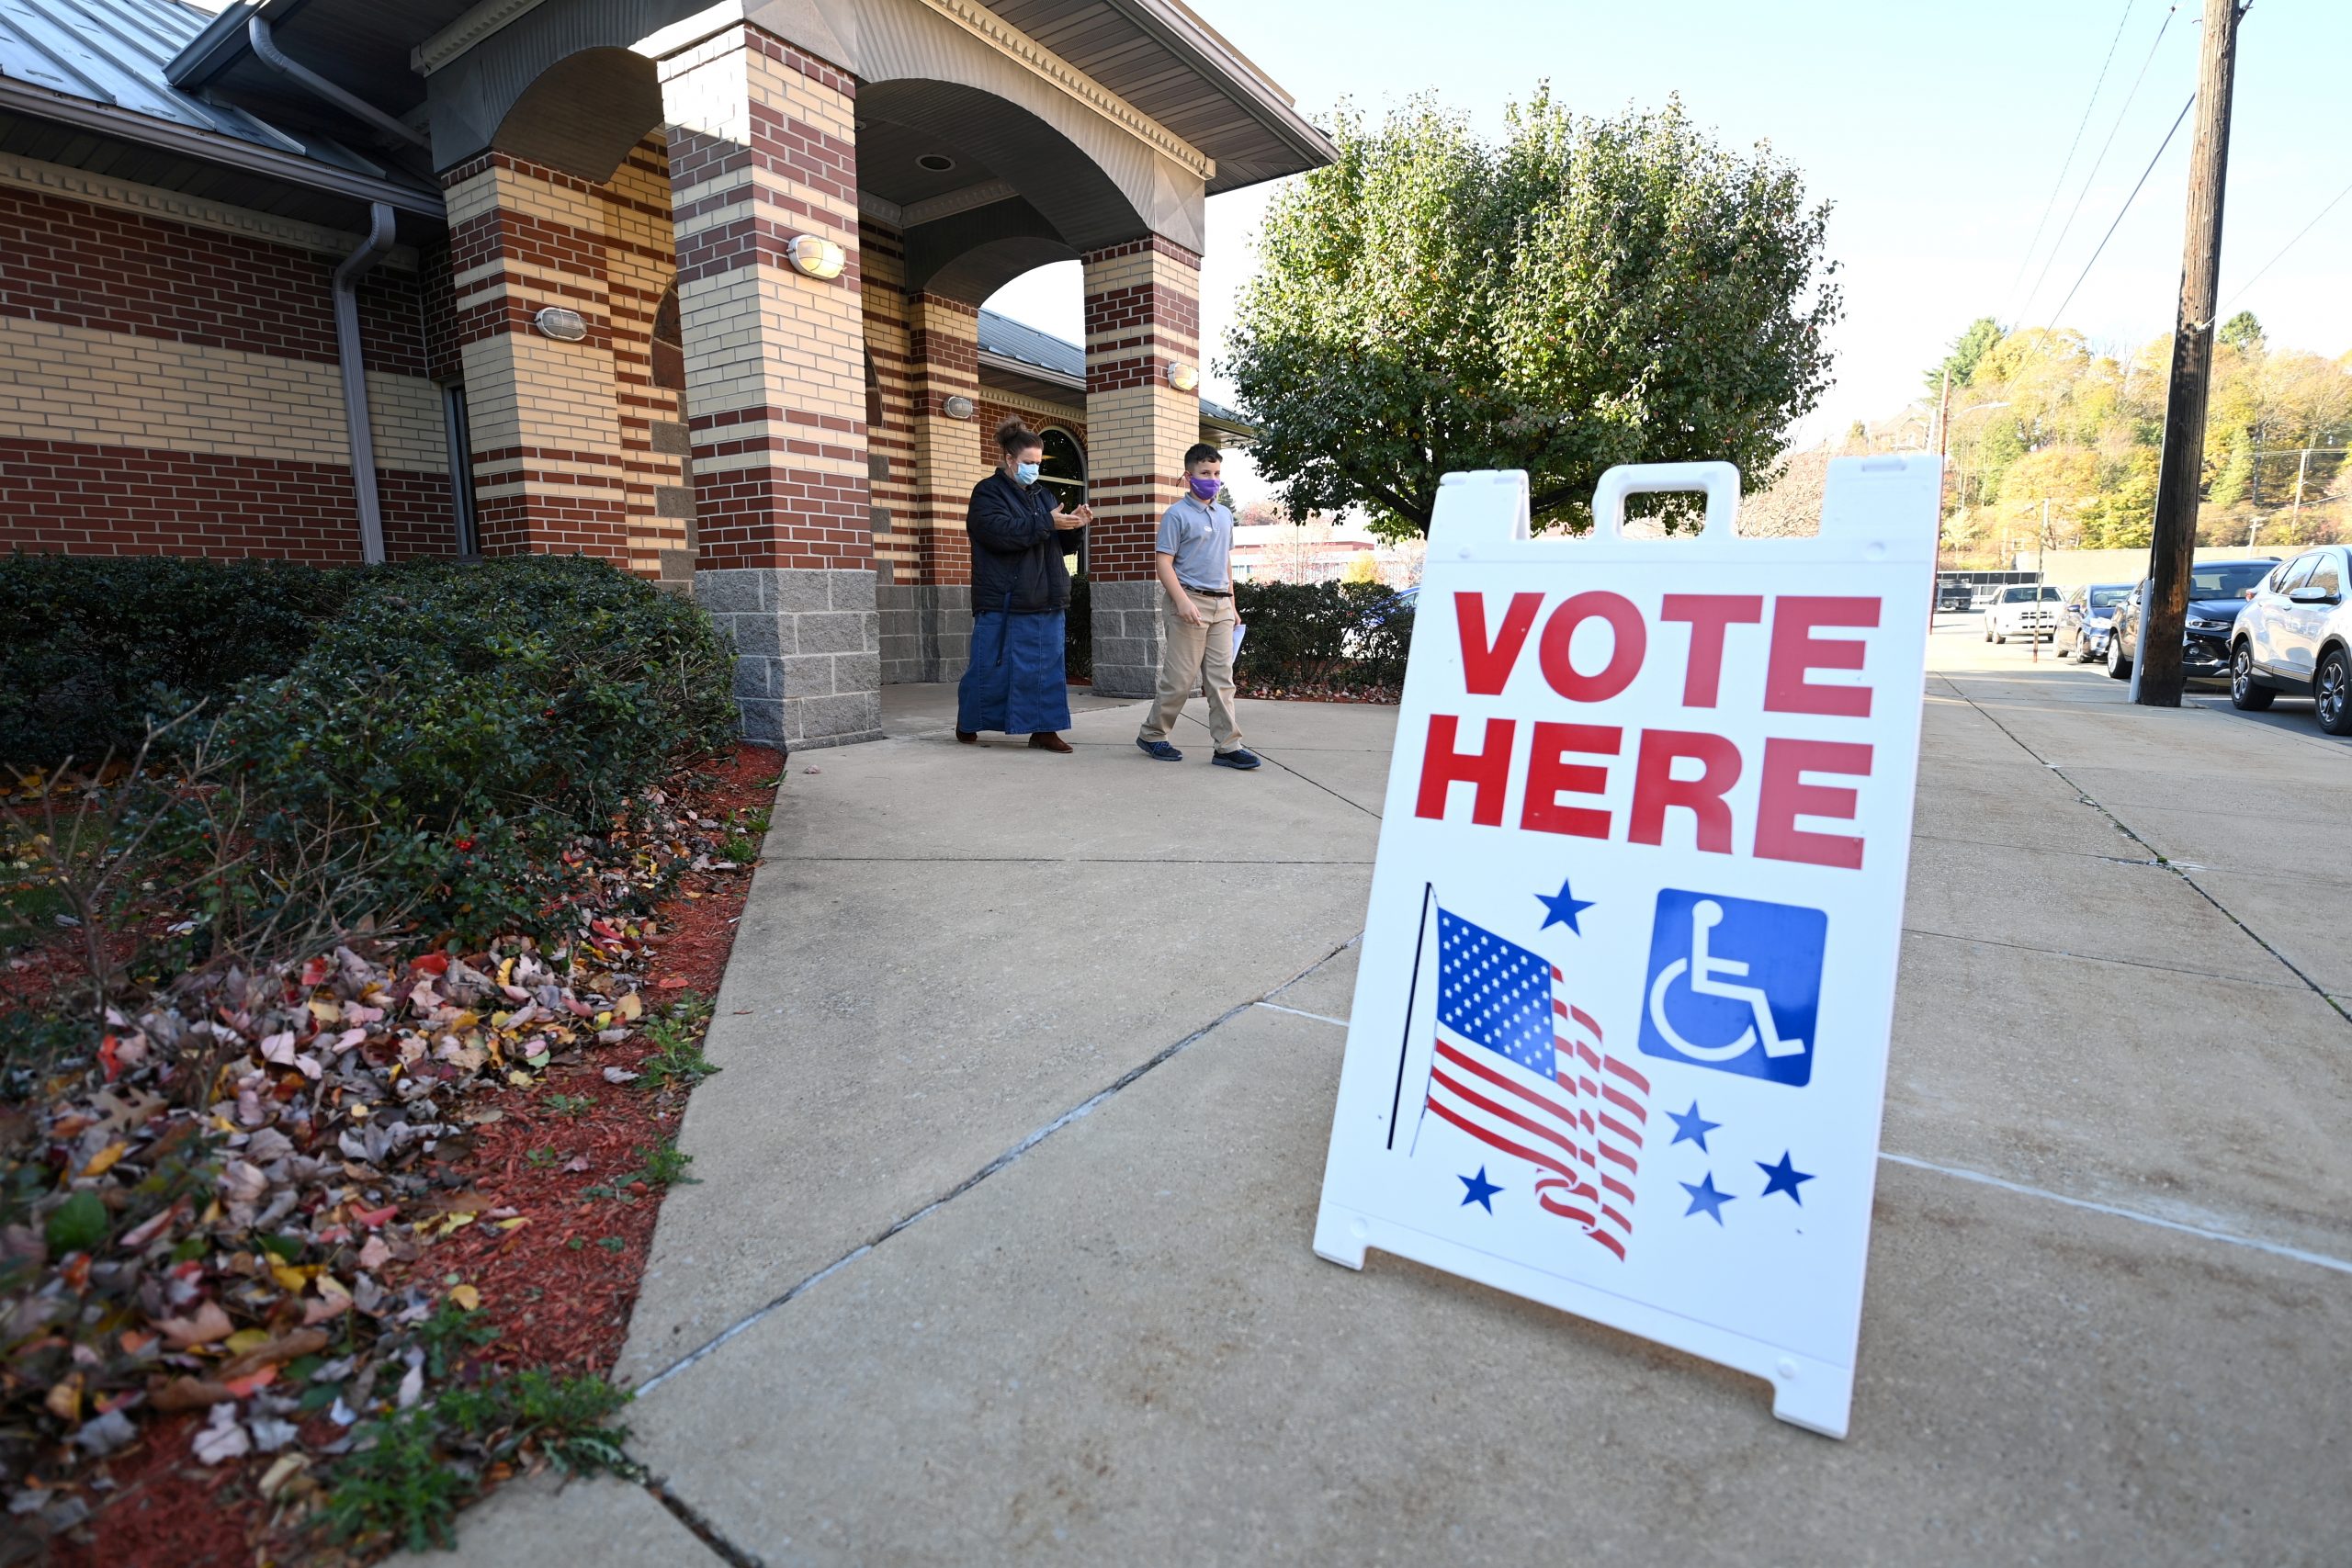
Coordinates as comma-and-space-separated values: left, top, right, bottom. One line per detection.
2231, 546, 2352, 735
1982, 583, 2061, 643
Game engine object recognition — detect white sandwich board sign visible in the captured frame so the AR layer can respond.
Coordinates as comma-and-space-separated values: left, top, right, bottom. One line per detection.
1313, 458, 1939, 1438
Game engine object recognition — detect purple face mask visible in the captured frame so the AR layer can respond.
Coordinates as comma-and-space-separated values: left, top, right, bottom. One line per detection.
1188, 476, 1220, 502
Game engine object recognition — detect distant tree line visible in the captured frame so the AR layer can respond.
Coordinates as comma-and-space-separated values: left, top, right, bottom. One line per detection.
1923, 312, 2351, 557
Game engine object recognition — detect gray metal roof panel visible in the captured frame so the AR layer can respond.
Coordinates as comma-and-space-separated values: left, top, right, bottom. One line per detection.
977, 307, 1247, 428
0, 0, 396, 179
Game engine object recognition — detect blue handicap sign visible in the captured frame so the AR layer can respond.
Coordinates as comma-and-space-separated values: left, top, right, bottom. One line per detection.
1636, 888, 1827, 1088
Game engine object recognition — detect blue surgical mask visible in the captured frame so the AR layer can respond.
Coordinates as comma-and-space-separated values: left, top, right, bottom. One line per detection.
1014, 461, 1041, 486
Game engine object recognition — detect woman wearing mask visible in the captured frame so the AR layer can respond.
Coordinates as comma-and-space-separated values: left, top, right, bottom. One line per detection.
957, 418, 1091, 751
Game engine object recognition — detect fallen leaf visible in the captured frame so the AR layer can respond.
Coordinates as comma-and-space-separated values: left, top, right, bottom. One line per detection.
44, 1374, 81, 1423
156, 1301, 233, 1348
217, 1328, 328, 1382
616, 993, 644, 1021
153, 1375, 236, 1413
448, 1283, 481, 1311
219, 1366, 278, 1398
72, 1408, 138, 1457
78, 1142, 127, 1179
258, 1453, 308, 1498
357, 1236, 391, 1271
192, 1404, 250, 1465
602, 1066, 639, 1084
223, 1327, 272, 1356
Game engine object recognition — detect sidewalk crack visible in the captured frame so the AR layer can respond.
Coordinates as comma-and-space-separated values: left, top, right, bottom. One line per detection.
1940, 678, 2351, 1025
628, 931, 1364, 1397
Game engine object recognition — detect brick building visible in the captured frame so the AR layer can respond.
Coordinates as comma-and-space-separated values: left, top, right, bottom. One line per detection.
0, 0, 1327, 745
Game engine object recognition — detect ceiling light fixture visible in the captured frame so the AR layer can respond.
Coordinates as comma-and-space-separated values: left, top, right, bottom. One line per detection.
917, 153, 956, 172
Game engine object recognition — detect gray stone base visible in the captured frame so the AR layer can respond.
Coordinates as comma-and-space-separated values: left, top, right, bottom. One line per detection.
694, 567, 882, 750
877, 584, 974, 685
1089, 579, 1165, 698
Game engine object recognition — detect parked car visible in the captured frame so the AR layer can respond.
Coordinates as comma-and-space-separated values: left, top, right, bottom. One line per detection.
2054, 582, 2132, 662
2228, 546, 2352, 734
1937, 581, 1974, 613
1982, 583, 2061, 643
2105, 558, 2278, 682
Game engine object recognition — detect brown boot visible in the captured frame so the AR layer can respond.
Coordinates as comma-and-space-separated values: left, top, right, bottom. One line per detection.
1028, 732, 1074, 753
956, 730, 978, 744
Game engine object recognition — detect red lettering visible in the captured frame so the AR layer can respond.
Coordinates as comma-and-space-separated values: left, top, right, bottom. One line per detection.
1416, 715, 1517, 826
1521, 723, 1621, 840
1660, 593, 1763, 707
1630, 729, 1742, 853
1766, 596, 1880, 717
1756, 739, 1873, 869
1538, 592, 1645, 704
1455, 592, 1544, 695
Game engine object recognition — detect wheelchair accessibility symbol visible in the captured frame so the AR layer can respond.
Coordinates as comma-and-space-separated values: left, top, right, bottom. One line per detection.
1637, 889, 1827, 1088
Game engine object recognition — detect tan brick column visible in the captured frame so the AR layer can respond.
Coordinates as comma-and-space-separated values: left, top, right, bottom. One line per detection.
444, 153, 635, 561
660, 22, 878, 747
1082, 236, 1203, 697
899, 292, 988, 680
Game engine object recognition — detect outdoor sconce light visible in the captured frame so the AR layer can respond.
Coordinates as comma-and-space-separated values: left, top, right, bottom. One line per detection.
533, 306, 587, 342
1167, 361, 1200, 392
942, 394, 976, 420
786, 234, 847, 280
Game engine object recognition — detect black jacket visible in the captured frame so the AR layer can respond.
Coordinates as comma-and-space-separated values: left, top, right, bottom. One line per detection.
967, 471, 1080, 615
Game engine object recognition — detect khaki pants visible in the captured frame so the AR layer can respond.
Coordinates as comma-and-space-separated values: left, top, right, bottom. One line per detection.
1137, 588, 1244, 751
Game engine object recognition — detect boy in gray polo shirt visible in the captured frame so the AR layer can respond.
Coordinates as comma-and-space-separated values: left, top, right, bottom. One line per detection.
1136, 444, 1260, 769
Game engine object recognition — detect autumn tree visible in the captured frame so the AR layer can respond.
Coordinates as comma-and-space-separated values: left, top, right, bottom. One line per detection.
1224, 92, 1841, 536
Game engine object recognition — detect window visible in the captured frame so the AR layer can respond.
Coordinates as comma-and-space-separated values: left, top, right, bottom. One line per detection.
2278, 554, 2322, 593
2089, 586, 2129, 609
2191, 562, 2274, 599
1035, 426, 1086, 505
2309, 554, 2343, 599
2039, 585, 2062, 602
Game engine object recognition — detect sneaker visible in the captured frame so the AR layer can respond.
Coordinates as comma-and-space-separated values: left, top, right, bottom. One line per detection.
1212, 747, 1261, 771
1136, 738, 1183, 761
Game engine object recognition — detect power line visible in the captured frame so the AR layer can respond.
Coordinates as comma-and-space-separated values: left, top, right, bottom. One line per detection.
2004, 0, 2140, 323
2222, 174, 2352, 312
2018, 3, 2180, 322
2046, 93, 2196, 331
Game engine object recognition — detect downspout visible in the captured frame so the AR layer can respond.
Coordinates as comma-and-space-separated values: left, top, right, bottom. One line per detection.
333, 203, 399, 564
246, 17, 430, 150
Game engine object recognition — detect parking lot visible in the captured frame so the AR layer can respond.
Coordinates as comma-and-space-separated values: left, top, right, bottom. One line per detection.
1934, 604, 2352, 749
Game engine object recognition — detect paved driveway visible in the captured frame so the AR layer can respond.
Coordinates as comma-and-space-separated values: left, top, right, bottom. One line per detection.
410, 623, 2352, 1567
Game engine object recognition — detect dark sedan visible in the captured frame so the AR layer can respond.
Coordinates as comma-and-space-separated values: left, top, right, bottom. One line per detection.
2106, 559, 2280, 682
2056, 582, 2132, 662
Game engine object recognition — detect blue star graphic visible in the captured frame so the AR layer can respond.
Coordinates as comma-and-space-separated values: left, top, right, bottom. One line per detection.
1458, 1167, 1502, 1213
1680, 1172, 1736, 1225
1535, 876, 1595, 934
1666, 1100, 1721, 1153
1758, 1151, 1815, 1205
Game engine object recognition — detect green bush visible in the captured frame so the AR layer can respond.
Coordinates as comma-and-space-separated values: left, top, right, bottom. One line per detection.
0, 554, 357, 767
209, 556, 739, 944
1234, 579, 1414, 691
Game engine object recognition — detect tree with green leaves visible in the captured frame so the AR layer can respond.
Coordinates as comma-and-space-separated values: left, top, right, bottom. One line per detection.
2218, 310, 2265, 353
1925, 316, 2004, 399
1223, 92, 1841, 536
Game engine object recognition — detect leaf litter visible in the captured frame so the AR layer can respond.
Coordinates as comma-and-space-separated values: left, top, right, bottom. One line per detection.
3, 743, 780, 1562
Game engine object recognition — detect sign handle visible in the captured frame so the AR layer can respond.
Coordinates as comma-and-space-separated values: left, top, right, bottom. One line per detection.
1385, 881, 1434, 1151
1590, 461, 1742, 540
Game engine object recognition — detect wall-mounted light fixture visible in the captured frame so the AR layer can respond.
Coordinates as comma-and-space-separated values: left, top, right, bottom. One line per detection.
942, 394, 976, 421
786, 234, 847, 280
533, 306, 588, 342
1167, 361, 1200, 393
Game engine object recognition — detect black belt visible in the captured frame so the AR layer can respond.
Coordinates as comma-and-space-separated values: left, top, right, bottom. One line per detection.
1183, 586, 1231, 598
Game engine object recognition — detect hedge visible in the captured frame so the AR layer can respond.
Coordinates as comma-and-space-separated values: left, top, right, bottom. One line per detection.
0, 554, 360, 766
1234, 579, 1413, 692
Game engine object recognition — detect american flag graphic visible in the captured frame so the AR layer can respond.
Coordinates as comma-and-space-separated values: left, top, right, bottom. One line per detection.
1423, 908, 1652, 1259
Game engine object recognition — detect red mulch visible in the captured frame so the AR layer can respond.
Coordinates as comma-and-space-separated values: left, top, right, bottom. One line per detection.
40, 742, 782, 1568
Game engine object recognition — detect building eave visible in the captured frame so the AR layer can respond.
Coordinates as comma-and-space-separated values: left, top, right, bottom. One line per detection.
0, 77, 446, 219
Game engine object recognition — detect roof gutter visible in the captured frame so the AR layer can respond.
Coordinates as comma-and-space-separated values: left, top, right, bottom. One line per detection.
331, 201, 399, 565
0, 78, 444, 218
1100, 0, 1338, 173
246, 16, 430, 151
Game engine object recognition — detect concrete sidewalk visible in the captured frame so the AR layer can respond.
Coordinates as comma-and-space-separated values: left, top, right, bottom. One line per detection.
408, 622, 2352, 1567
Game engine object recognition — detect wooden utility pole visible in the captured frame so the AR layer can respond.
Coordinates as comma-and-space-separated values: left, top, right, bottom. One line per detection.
2136, 0, 2246, 706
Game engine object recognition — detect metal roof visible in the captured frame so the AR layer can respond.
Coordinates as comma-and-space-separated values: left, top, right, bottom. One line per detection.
977, 307, 1248, 431
0, 0, 438, 203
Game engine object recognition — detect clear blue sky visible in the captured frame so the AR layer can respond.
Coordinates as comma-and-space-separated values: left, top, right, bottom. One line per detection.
987, 0, 2350, 500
